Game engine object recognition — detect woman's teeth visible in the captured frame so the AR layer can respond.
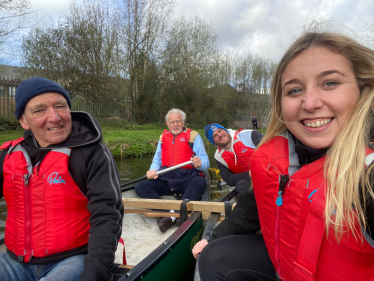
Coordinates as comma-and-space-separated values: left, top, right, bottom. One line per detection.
304, 118, 332, 128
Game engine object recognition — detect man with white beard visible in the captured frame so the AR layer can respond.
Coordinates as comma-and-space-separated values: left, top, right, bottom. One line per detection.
135, 108, 209, 232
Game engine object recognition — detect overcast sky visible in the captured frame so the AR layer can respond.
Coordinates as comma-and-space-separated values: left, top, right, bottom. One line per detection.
29, 0, 374, 62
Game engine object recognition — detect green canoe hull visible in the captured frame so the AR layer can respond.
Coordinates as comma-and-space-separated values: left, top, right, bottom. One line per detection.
117, 211, 203, 281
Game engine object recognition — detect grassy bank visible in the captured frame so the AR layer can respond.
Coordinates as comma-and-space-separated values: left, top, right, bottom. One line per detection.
0, 127, 211, 158
0, 125, 266, 158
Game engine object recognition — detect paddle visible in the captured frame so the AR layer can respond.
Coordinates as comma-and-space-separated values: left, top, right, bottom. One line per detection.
120, 160, 193, 188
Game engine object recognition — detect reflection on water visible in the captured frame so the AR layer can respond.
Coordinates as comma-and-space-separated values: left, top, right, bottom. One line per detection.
0, 147, 231, 236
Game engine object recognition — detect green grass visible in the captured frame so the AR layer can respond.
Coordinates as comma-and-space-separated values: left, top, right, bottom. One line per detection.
102, 128, 212, 158
0, 129, 24, 144
102, 129, 162, 158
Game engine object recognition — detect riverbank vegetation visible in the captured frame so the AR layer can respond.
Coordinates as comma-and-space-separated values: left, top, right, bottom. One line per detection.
0, 117, 266, 158
0, 127, 207, 158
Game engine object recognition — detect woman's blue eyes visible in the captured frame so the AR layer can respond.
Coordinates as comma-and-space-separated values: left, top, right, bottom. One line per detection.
288, 88, 301, 95
324, 81, 338, 87
286, 81, 339, 95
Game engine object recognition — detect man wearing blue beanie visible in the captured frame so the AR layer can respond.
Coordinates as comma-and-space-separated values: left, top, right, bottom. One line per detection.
204, 123, 263, 196
14, 77, 71, 120
0, 77, 123, 281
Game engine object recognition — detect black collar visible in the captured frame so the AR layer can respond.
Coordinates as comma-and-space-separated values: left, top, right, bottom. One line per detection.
293, 135, 328, 166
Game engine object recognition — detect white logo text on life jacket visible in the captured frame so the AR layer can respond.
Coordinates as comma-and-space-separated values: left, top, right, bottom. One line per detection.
47, 172, 66, 185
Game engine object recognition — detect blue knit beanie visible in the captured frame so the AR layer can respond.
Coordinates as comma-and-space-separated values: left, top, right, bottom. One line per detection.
204, 123, 228, 145
15, 77, 71, 119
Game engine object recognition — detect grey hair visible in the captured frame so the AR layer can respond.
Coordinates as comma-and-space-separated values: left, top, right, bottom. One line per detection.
165, 108, 186, 123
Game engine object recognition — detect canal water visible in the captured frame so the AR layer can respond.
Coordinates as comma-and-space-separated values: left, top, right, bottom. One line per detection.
0, 147, 233, 236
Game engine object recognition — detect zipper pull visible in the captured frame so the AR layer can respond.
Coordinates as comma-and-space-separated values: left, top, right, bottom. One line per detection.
276, 175, 289, 206
24, 174, 30, 187
276, 191, 283, 206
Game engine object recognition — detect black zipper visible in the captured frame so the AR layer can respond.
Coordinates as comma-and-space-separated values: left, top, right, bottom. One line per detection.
276, 175, 289, 206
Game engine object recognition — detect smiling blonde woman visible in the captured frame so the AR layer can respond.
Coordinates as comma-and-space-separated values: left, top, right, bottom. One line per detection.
194, 31, 374, 281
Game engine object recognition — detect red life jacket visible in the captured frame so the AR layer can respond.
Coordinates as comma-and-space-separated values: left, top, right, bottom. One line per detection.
1, 138, 90, 262
217, 129, 255, 173
161, 129, 195, 169
251, 132, 374, 281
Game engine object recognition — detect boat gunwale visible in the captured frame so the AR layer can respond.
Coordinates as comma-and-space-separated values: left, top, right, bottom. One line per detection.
118, 211, 202, 281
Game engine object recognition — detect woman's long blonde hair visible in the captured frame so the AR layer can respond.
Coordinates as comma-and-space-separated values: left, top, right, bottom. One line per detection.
260, 31, 374, 239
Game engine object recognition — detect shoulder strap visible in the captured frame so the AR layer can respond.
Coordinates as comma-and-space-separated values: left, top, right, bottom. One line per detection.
160, 130, 169, 143
293, 184, 325, 281
233, 130, 241, 144
0, 137, 24, 150
69, 148, 88, 197
189, 129, 199, 143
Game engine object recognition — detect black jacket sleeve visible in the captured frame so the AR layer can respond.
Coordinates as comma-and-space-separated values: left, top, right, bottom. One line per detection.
216, 160, 250, 187
73, 142, 124, 281
210, 187, 260, 241
366, 198, 374, 239
365, 166, 374, 240
0, 149, 6, 199
251, 130, 263, 147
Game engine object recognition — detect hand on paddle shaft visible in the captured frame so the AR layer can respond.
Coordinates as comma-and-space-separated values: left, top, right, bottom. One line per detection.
191, 155, 202, 169
121, 159, 194, 187
146, 170, 158, 180
147, 156, 201, 180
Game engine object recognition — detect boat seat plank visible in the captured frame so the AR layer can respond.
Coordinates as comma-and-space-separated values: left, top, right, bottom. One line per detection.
118, 265, 135, 269
124, 207, 227, 221
122, 198, 236, 213
111, 264, 131, 281
124, 208, 181, 217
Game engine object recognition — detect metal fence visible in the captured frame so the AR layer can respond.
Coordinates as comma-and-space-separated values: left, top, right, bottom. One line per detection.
0, 78, 131, 119
0, 78, 18, 119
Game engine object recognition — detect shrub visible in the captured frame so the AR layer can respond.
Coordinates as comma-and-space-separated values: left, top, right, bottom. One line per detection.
0, 116, 21, 131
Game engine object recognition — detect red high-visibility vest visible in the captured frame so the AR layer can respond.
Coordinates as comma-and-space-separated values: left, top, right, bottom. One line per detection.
251, 132, 374, 281
217, 129, 255, 173
1, 138, 90, 262
161, 129, 195, 169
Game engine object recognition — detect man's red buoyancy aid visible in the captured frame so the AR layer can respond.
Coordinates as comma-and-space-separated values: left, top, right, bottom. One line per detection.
1, 139, 90, 262
217, 129, 255, 173
251, 132, 374, 281
161, 129, 194, 169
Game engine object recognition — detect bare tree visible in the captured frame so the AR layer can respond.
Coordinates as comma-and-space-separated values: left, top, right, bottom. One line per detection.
20, 0, 275, 125
363, 13, 374, 48
61, 0, 122, 100
161, 16, 220, 122
117, 0, 175, 122
23, 0, 123, 101
0, 0, 36, 63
